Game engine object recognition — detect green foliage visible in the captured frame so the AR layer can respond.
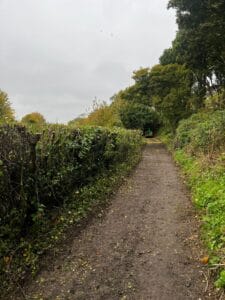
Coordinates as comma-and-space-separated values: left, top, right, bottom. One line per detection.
0, 90, 15, 124
36, 126, 142, 207
205, 90, 225, 111
119, 102, 160, 134
159, 47, 177, 65
120, 68, 152, 106
0, 124, 143, 294
150, 64, 193, 130
175, 110, 225, 154
0, 125, 36, 243
69, 99, 123, 128
174, 149, 225, 251
171, 110, 225, 287
116, 64, 194, 133
166, 0, 225, 97
215, 270, 225, 288
21, 112, 46, 130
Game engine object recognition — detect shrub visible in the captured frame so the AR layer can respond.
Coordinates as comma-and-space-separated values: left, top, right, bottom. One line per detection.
0, 124, 143, 279
175, 110, 225, 155
36, 126, 141, 207
0, 125, 37, 246
204, 90, 225, 111
119, 102, 160, 134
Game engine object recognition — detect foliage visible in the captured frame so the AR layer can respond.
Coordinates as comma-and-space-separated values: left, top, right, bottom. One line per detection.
149, 64, 193, 130
174, 149, 225, 249
69, 98, 124, 128
0, 125, 36, 251
120, 68, 152, 106
163, 0, 225, 100
175, 110, 225, 155
167, 109, 225, 288
173, 148, 225, 288
0, 90, 15, 124
0, 124, 143, 294
117, 64, 194, 132
204, 90, 225, 111
119, 102, 160, 134
159, 47, 177, 65
215, 270, 225, 288
21, 112, 46, 129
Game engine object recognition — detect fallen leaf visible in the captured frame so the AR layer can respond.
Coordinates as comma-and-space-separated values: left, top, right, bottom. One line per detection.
200, 256, 209, 264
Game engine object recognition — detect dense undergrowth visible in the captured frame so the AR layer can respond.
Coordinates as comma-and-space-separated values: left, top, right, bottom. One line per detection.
162, 109, 225, 287
0, 124, 143, 296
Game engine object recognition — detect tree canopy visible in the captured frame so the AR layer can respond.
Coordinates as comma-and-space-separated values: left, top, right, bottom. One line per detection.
0, 90, 15, 124
119, 102, 159, 133
21, 112, 46, 127
120, 68, 152, 106
69, 98, 124, 128
160, 0, 225, 101
150, 64, 193, 130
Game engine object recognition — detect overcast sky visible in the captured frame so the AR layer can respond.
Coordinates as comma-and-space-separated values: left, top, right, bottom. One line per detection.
0, 0, 177, 123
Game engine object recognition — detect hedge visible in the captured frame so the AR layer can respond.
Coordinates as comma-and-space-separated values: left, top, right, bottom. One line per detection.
174, 110, 225, 155
0, 124, 143, 290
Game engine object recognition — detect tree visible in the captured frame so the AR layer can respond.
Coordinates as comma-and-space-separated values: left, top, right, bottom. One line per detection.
0, 90, 15, 124
167, 0, 225, 94
21, 112, 46, 127
149, 64, 193, 130
69, 98, 124, 128
119, 102, 160, 134
120, 68, 152, 106
159, 47, 177, 65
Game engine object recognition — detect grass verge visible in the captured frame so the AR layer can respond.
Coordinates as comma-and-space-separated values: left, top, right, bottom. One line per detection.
173, 148, 225, 288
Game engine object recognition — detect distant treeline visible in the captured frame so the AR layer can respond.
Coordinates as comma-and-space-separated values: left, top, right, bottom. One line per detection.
72, 0, 225, 133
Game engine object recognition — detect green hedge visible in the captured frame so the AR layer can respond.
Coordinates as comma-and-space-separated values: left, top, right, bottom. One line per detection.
0, 124, 142, 287
0, 126, 37, 250
174, 110, 225, 155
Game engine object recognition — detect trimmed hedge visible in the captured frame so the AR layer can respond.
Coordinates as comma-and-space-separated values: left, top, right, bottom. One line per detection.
0, 124, 143, 284
0, 126, 37, 249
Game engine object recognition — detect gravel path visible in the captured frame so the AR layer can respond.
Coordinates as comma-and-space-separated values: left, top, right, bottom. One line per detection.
14, 143, 215, 299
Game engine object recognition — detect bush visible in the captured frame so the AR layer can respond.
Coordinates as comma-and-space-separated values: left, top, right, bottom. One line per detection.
0, 124, 143, 283
36, 126, 141, 207
204, 90, 225, 111
0, 125, 37, 246
119, 102, 160, 134
175, 110, 225, 155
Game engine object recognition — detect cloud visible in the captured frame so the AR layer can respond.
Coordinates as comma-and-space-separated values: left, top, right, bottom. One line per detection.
0, 0, 177, 123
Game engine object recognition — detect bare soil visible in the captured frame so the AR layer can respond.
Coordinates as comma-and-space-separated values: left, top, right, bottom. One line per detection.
12, 142, 218, 299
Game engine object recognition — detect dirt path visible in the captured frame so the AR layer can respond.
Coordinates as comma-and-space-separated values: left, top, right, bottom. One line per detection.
15, 143, 214, 299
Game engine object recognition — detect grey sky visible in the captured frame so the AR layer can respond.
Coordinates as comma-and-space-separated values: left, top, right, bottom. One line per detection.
0, 0, 177, 123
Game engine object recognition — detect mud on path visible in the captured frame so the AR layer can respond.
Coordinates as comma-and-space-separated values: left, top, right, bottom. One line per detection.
14, 143, 215, 299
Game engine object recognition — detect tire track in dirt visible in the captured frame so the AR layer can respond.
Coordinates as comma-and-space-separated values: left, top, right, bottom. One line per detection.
14, 143, 215, 299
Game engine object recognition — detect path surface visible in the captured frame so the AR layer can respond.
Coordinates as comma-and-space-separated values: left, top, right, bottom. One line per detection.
15, 143, 214, 299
